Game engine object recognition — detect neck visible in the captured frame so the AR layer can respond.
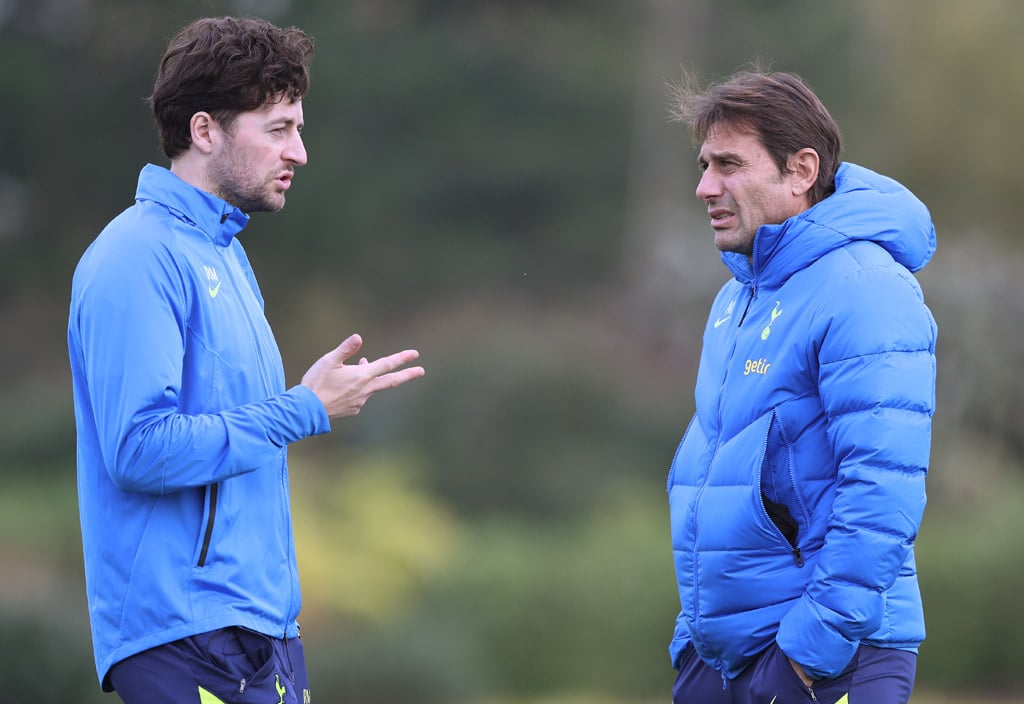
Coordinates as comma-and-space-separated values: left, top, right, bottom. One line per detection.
170, 154, 215, 196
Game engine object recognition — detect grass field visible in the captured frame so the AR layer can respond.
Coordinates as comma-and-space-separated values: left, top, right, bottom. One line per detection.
913, 692, 1024, 704
476, 690, 1024, 704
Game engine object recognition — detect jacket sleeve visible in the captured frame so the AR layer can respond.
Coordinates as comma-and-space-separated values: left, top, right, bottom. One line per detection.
775, 261, 936, 679
72, 224, 331, 495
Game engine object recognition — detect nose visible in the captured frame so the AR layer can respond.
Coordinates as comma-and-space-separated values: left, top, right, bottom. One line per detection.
695, 168, 720, 202
285, 132, 307, 166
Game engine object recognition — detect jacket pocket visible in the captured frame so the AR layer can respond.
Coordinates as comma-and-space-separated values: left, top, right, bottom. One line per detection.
196, 482, 219, 567
667, 416, 700, 492
762, 492, 799, 547
757, 410, 809, 565
685, 411, 807, 621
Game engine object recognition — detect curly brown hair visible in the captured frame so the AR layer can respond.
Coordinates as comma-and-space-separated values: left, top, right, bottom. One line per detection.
148, 16, 314, 159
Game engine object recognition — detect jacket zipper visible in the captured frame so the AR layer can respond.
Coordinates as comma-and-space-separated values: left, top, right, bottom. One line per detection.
684, 281, 759, 649
219, 243, 294, 633
737, 284, 757, 327
197, 483, 219, 567
220, 245, 274, 393
774, 412, 808, 568
691, 286, 750, 647
194, 246, 276, 575
195, 245, 268, 571
666, 417, 695, 492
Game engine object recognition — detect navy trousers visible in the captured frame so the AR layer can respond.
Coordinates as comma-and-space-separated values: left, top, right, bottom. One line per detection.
673, 641, 916, 704
108, 627, 311, 704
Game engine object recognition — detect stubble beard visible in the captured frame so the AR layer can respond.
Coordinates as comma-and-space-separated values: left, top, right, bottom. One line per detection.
213, 169, 284, 214
209, 146, 285, 214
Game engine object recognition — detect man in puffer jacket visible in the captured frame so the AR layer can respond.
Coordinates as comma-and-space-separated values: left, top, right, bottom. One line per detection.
665, 70, 937, 704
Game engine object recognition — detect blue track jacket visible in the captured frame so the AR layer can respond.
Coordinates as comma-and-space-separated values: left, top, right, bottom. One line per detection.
68, 165, 331, 688
667, 163, 937, 680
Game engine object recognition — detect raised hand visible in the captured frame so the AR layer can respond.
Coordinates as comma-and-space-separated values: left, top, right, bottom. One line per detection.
300, 334, 424, 419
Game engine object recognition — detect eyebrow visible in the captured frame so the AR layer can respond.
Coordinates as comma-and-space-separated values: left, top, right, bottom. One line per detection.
269, 117, 303, 130
698, 149, 745, 166
700, 149, 743, 161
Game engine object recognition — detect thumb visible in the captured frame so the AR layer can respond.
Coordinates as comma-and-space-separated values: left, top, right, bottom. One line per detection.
326, 333, 363, 365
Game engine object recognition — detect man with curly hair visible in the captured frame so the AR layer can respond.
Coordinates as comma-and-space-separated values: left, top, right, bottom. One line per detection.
68, 17, 424, 703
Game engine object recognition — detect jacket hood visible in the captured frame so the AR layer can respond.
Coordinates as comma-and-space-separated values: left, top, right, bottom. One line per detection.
723, 162, 937, 286
135, 164, 250, 246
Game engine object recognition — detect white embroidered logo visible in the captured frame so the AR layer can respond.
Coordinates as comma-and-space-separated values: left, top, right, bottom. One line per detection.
203, 265, 222, 298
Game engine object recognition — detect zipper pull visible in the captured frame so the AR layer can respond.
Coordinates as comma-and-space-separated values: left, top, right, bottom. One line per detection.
737, 285, 757, 326
793, 546, 805, 567
239, 678, 247, 694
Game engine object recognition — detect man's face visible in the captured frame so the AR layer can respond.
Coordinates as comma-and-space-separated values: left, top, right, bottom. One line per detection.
695, 124, 807, 257
209, 98, 307, 213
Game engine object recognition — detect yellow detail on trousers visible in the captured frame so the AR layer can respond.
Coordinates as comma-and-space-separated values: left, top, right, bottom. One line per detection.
198, 686, 227, 704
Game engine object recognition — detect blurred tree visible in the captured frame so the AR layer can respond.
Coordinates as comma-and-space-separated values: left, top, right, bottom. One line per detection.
856, 0, 1024, 250
290, 454, 462, 624
249, 0, 637, 310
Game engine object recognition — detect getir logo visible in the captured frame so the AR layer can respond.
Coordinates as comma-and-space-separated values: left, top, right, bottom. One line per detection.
744, 358, 771, 376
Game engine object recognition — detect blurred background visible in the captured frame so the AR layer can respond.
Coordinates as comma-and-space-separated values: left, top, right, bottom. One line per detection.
1, 0, 1022, 702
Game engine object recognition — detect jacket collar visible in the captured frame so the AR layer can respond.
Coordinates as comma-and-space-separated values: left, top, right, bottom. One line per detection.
721, 162, 936, 288
134, 163, 250, 246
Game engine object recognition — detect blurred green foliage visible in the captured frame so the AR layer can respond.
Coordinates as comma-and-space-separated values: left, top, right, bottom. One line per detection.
2, 0, 1023, 702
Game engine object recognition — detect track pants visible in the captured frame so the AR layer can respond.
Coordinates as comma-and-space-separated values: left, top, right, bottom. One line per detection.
108, 627, 311, 704
672, 641, 916, 704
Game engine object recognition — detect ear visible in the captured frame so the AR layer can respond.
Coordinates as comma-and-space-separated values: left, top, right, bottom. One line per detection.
188, 112, 218, 155
787, 148, 819, 199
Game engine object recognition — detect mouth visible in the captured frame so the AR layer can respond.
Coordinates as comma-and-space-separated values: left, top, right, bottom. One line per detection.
708, 208, 734, 229
275, 172, 294, 189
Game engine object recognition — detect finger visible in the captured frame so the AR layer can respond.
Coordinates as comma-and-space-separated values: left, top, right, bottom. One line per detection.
359, 357, 369, 365
365, 349, 421, 376
371, 365, 425, 391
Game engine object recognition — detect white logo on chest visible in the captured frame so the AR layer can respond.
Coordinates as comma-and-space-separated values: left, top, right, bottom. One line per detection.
203, 265, 222, 298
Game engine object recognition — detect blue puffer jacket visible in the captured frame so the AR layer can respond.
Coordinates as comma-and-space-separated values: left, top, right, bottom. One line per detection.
667, 163, 937, 680
68, 165, 331, 688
